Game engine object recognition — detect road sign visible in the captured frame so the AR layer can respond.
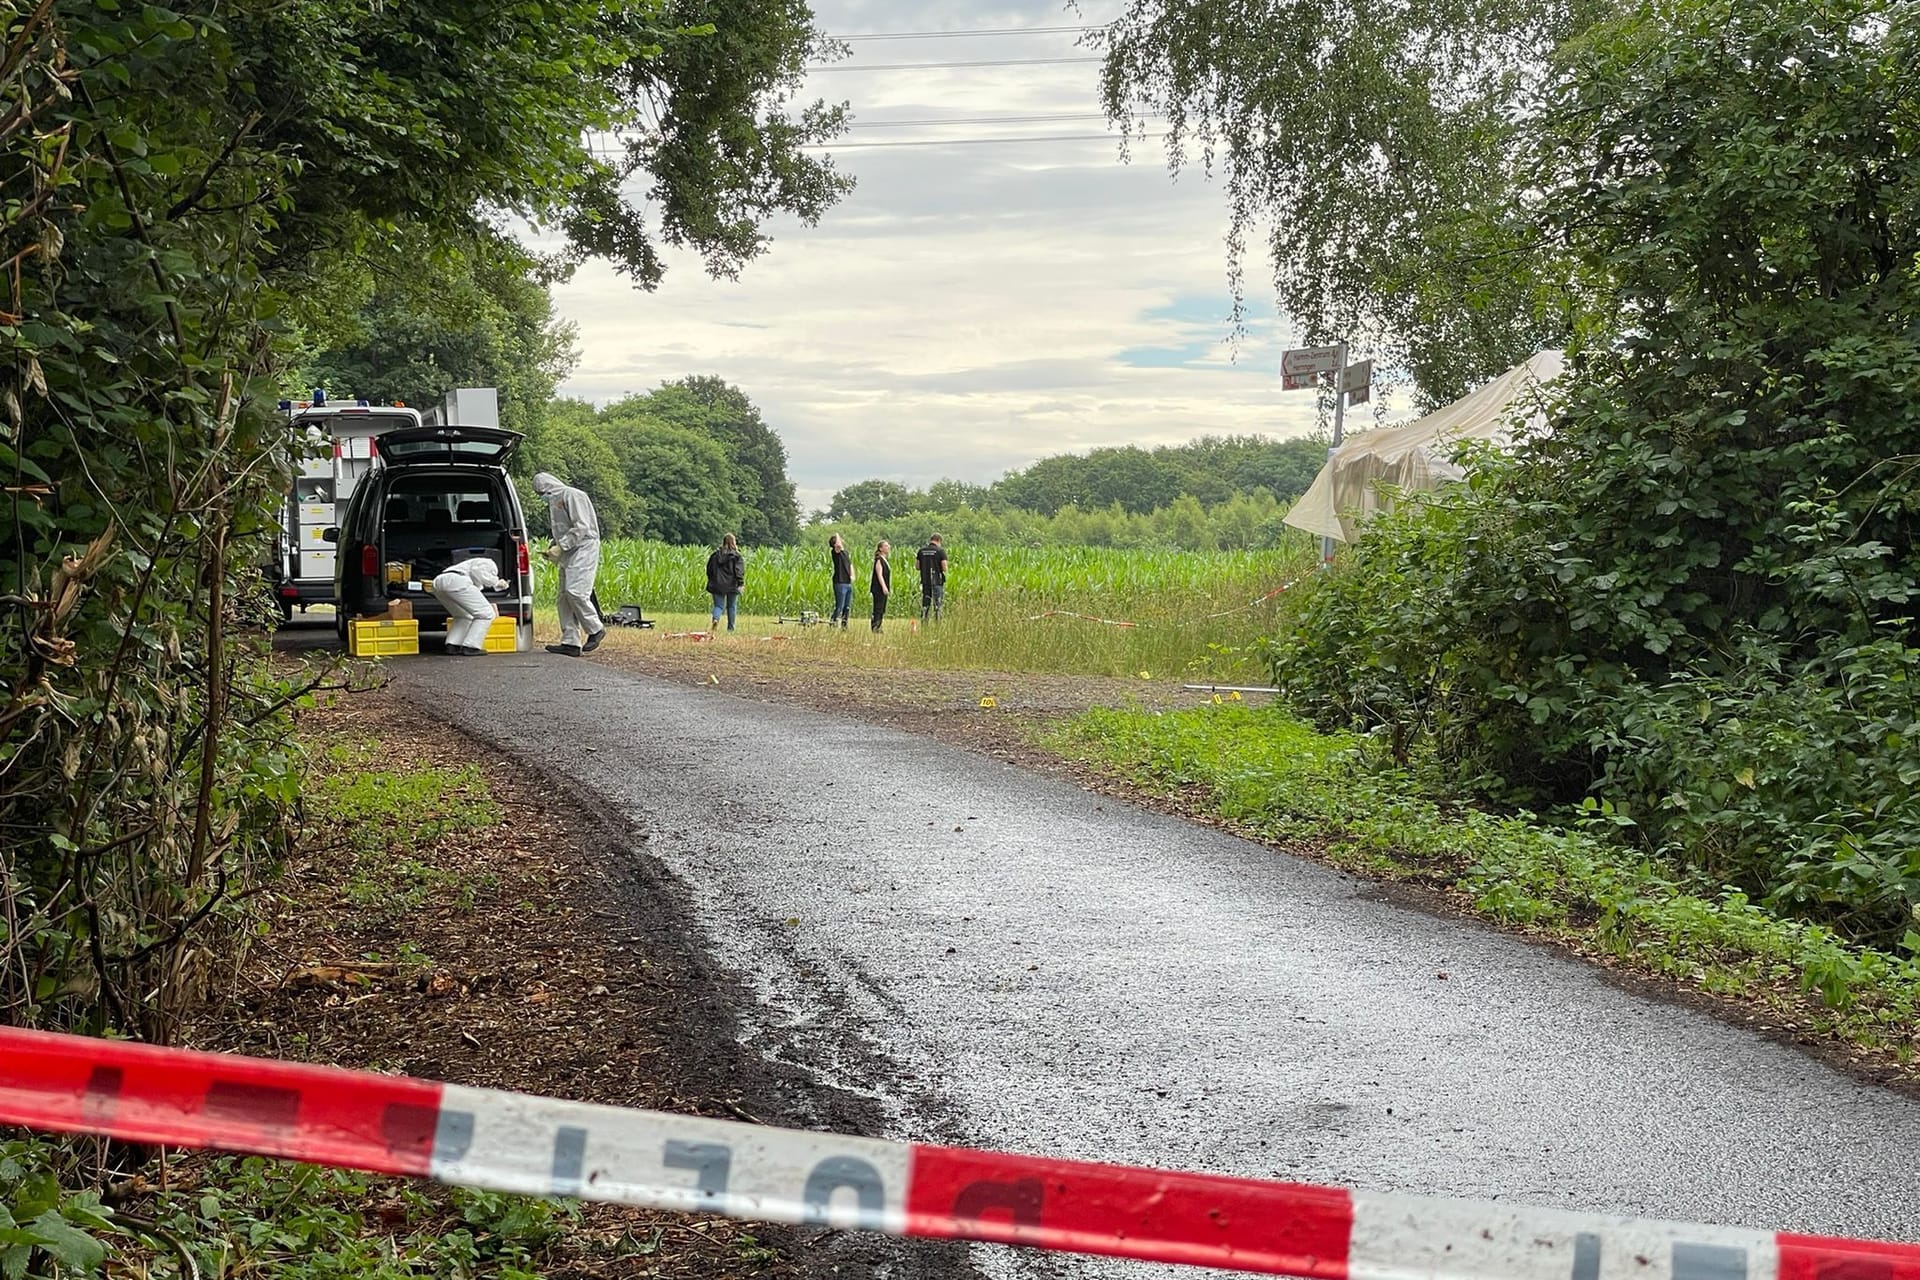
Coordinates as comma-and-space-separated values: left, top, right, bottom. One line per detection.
1343, 359, 1373, 406
1282, 345, 1343, 378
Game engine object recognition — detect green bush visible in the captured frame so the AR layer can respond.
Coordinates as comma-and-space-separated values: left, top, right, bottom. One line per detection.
1265, 0, 1920, 950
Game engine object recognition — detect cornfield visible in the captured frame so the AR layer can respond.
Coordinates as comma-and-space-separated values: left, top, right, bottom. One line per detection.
539, 539, 1317, 679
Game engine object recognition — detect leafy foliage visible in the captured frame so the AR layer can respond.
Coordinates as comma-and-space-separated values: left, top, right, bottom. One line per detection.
0, 0, 850, 1038
1266, 0, 1920, 948
523, 379, 800, 545
235, 0, 849, 290
0, 1143, 117, 1278
829, 479, 914, 523
617, 377, 801, 544
295, 231, 579, 440
1096, 0, 1595, 401
0, 2, 312, 1039
816, 487, 1306, 553
0, 1139, 592, 1280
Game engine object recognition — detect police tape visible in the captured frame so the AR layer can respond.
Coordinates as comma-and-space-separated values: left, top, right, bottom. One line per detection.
2, 1027, 1915, 1280
1022, 610, 1142, 627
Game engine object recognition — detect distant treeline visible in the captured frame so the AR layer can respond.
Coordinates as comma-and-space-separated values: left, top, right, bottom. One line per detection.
813, 490, 1314, 555
825, 435, 1327, 526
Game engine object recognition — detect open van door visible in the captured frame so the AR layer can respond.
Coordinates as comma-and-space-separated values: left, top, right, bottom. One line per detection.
376, 425, 522, 467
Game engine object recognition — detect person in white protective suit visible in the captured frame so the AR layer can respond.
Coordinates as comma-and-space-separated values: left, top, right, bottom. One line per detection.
531, 471, 606, 657
433, 556, 506, 655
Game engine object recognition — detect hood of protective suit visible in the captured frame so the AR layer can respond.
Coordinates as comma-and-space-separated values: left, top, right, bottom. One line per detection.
532, 472, 563, 496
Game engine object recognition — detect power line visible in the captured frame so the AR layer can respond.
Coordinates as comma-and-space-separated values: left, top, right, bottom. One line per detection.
839, 24, 1106, 41
849, 112, 1122, 129
803, 132, 1164, 150
806, 56, 1104, 72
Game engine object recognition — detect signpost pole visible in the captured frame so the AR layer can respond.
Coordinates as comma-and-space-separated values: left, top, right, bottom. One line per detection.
1322, 342, 1348, 566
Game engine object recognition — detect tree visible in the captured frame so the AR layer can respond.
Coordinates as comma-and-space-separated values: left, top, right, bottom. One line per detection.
1270, 0, 1920, 946
522, 400, 643, 538
0, 0, 853, 1038
299, 230, 578, 438
1096, 0, 1597, 402
638, 376, 801, 543
234, 0, 851, 292
831, 480, 915, 522
613, 0, 854, 285
921, 479, 991, 511
598, 421, 742, 545
1176, 435, 1326, 504
1518, 0, 1920, 655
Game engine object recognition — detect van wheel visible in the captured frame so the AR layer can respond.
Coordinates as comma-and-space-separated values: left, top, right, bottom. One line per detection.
336, 610, 350, 646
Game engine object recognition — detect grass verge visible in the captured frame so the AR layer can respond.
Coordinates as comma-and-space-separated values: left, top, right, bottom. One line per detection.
3, 697, 800, 1280
1049, 703, 1920, 1068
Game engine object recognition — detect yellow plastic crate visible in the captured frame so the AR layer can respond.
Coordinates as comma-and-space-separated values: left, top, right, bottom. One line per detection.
348, 618, 419, 658
480, 616, 519, 653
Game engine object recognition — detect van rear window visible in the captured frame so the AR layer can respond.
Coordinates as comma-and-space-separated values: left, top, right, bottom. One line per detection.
383, 479, 502, 528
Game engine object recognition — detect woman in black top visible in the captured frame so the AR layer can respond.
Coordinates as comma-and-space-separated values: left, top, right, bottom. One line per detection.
870, 540, 891, 632
829, 534, 853, 629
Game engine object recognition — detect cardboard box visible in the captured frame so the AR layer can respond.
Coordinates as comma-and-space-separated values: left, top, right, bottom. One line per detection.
386, 598, 414, 621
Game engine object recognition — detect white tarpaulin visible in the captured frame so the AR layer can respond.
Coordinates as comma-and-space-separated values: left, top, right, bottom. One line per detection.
1283, 350, 1566, 544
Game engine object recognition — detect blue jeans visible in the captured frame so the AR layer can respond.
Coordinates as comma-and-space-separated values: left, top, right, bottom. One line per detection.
831, 582, 853, 625
710, 592, 738, 630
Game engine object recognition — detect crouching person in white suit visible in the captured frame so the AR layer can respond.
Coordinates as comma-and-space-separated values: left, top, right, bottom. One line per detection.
433, 556, 506, 656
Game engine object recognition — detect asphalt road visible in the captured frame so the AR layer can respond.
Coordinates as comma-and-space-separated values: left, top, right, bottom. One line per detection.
388, 651, 1920, 1278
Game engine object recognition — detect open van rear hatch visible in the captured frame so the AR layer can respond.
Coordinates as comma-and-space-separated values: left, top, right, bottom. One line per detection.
377, 425, 523, 466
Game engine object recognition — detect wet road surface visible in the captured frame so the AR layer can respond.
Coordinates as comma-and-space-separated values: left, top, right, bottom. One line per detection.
388, 653, 1920, 1277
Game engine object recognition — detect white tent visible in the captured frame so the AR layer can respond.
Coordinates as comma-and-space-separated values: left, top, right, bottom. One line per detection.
1283, 350, 1566, 544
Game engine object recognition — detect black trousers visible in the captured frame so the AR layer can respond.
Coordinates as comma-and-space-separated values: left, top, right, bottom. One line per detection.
871, 594, 888, 631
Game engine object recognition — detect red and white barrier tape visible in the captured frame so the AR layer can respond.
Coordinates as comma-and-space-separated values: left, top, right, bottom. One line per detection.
2, 1028, 1915, 1279
1022, 610, 1142, 627
1199, 575, 1307, 620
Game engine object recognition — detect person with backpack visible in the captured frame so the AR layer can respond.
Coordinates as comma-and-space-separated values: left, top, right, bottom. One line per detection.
705, 533, 745, 632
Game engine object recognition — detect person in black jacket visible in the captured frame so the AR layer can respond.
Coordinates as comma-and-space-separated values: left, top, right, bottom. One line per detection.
915, 534, 948, 622
828, 533, 853, 628
705, 533, 745, 632
870, 539, 891, 632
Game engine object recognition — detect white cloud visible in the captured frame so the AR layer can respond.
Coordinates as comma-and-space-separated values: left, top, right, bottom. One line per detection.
550, 0, 1341, 515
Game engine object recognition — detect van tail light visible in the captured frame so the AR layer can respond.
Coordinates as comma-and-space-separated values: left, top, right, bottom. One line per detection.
361, 544, 378, 577
516, 540, 530, 576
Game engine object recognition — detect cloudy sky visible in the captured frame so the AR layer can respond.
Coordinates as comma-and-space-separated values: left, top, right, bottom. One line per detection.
551, 0, 1367, 516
